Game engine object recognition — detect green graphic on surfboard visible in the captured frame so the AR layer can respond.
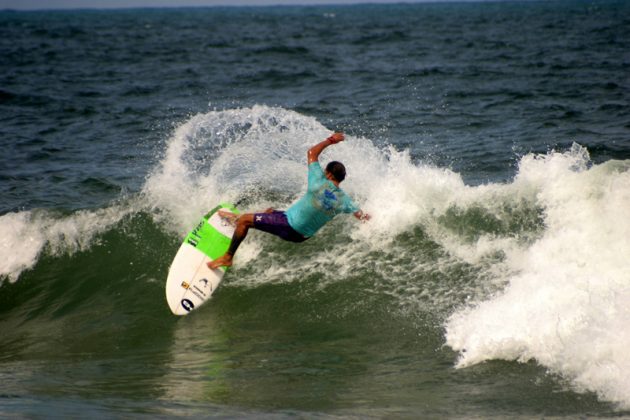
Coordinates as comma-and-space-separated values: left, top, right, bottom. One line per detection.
165, 203, 238, 315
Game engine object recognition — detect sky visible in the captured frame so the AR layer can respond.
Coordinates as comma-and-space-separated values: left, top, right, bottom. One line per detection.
0, 0, 451, 10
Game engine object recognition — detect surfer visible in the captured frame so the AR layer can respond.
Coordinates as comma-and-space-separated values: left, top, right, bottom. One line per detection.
208, 132, 370, 269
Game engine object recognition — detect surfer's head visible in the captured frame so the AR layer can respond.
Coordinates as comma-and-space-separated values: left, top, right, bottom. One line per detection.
325, 161, 346, 183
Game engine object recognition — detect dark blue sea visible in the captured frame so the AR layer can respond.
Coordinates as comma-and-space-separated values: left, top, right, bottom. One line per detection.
1, 1, 630, 417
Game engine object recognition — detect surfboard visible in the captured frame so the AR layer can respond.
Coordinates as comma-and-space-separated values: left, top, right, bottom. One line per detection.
165, 203, 238, 316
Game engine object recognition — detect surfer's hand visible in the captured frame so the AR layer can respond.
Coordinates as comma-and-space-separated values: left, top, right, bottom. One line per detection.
354, 210, 370, 222
327, 132, 344, 144
264, 208, 274, 213
309, 133, 344, 163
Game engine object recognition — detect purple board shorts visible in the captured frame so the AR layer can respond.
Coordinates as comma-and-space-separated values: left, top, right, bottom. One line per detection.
253, 211, 307, 243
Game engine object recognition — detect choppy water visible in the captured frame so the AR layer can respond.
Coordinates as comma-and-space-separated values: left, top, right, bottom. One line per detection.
1, 1, 630, 417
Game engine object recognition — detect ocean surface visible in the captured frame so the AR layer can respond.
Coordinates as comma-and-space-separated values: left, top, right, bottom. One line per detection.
1, 1, 630, 417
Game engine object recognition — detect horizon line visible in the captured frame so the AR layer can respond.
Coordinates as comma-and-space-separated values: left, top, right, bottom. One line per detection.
0, 0, 550, 12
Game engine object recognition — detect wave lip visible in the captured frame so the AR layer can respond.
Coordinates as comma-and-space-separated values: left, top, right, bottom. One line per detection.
446, 145, 630, 408
0, 205, 135, 283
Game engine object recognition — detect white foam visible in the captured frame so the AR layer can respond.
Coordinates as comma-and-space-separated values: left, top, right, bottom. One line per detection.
0, 205, 135, 283
0, 211, 45, 283
445, 145, 630, 407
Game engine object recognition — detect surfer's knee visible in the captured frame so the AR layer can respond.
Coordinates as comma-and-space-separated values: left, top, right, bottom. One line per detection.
237, 214, 255, 228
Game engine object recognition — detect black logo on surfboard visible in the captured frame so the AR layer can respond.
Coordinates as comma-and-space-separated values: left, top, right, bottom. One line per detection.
181, 299, 195, 312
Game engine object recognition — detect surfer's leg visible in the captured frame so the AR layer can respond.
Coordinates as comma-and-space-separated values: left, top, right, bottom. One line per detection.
207, 213, 255, 269
250, 210, 307, 243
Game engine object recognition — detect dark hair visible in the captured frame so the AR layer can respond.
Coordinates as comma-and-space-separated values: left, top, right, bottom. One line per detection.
326, 161, 346, 182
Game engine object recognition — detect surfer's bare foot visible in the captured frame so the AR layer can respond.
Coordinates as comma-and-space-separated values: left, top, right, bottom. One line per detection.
217, 210, 238, 225
207, 254, 233, 269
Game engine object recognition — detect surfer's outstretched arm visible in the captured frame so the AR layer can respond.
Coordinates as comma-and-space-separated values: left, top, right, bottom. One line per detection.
308, 132, 344, 164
